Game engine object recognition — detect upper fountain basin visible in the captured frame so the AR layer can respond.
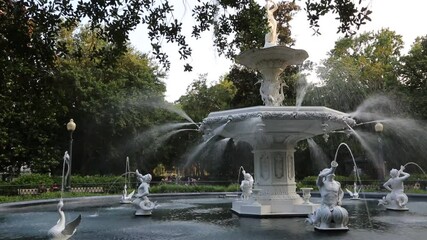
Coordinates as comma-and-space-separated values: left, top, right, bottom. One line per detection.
200, 106, 356, 146
236, 46, 309, 70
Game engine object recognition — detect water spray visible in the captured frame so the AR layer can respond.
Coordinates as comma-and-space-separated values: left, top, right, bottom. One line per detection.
237, 166, 245, 192
403, 162, 427, 176
333, 142, 373, 228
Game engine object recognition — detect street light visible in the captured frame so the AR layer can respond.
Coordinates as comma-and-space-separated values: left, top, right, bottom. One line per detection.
375, 122, 385, 180
66, 119, 76, 191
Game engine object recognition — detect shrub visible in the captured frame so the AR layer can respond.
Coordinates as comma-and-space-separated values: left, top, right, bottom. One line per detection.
298, 175, 353, 190
150, 184, 237, 193
10, 174, 58, 187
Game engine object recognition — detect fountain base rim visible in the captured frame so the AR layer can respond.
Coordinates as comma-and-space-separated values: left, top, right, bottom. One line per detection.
230, 209, 309, 218
314, 226, 349, 232
386, 207, 409, 211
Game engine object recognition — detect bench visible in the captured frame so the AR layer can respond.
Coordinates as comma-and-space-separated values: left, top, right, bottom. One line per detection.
17, 188, 39, 195
71, 187, 104, 193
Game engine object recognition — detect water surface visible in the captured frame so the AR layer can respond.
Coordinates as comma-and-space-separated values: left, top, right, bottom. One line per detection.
1, 196, 427, 240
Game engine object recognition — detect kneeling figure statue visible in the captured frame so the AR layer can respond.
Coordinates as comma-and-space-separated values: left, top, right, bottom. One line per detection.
306, 161, 349, 231
378, 165, 410, 211
133, 169, 157, 216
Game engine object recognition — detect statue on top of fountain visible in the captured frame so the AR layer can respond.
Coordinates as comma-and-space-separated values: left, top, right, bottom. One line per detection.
264, 0, 278, 48
133, 169, 157, 216
306, 160, 349, 230
378, 165, 410, 210
240, 169, 254, 200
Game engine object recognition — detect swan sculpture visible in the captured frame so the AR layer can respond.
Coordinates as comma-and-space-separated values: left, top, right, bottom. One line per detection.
47, 199, 81, 240
120, 157, 135, 204
120, 184, 135, 204
345, 182, 361, 200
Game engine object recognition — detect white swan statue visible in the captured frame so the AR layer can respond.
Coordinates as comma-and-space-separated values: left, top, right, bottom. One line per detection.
345, 182, 361, 200
48, 199, 82, 240
120, 184, 135, 204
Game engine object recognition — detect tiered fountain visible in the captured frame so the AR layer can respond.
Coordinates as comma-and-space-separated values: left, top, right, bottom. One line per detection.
199, 0, 356, 217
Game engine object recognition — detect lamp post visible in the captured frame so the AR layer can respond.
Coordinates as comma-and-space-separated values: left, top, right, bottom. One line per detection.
375, 122, 385, 180
66, 119, 76, 191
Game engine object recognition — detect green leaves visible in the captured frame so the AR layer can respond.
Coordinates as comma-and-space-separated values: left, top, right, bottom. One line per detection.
399, 36, 427, 119
1, 0, 372, 71
310, 29, 404, 112
305, 0, 372, 36
177, 74, 236, 123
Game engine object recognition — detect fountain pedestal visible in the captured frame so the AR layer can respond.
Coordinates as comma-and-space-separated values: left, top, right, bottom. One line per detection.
232, 146, 318, 216
133, 198, 156, 216
385, 202, 409, 211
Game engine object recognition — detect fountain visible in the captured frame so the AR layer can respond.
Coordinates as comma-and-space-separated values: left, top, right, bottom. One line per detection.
132, 170, 157, 216
199, 0, 356, 217
2, 1, 427, 239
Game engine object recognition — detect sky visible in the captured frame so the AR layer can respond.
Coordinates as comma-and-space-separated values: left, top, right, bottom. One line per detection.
129, 0, 427, 102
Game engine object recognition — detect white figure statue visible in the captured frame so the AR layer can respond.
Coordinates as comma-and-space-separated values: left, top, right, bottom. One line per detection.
240, 169, 254, 200
306, 161, 349, 230
133, 170, 157, 215
135, 169, 152, 198
264, 0, 278, 48
259, 79, 285, 106
378, 165, 410, 210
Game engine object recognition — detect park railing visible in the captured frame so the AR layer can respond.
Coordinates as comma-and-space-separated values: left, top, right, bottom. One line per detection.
297, 180, 427, 192
0, 180, 237, 196
2, 180, 426, 197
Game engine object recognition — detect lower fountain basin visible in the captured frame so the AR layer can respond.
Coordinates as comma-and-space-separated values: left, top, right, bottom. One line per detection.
2, 195, 427, 240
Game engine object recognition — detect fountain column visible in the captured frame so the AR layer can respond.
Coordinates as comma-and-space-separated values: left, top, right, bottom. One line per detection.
254, 148, 296, 196
248, 140, 317, 215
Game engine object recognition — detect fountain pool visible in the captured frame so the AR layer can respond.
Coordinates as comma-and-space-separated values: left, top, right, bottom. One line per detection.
1, 195, 427, 240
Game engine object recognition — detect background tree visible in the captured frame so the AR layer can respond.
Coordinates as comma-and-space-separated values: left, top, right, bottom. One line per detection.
174, 74, 238, 178
0, 0, 372, 71
0, 0, 373, 177
0, 1, 66, 173
227, 66, 263, 108
301, 30, 427, 178
399, 35, 427, 119
177, 74, 237, 123
55, 27, 170, 175
304, 0, 372, 36
306, 29, 404, 112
